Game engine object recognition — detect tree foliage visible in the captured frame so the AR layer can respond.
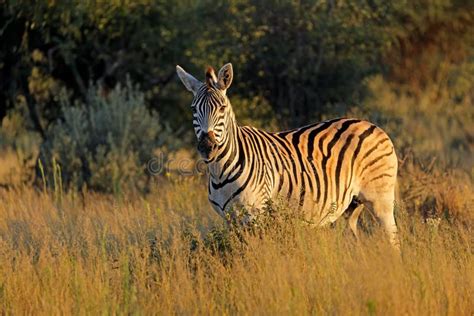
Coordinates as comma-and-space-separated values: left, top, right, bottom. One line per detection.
1, 0, 472, 134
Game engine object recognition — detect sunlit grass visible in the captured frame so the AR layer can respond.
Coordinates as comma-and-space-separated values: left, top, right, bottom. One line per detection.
0, 177, 472, 314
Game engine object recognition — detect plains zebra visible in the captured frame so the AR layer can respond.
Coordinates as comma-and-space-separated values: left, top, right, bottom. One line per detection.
176, 63, 399, 248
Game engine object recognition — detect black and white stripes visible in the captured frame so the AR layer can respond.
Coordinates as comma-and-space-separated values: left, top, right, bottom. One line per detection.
177, 63, 400, 248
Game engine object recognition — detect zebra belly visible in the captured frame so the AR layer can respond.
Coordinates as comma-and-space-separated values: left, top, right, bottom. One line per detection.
269, 172, 356, 226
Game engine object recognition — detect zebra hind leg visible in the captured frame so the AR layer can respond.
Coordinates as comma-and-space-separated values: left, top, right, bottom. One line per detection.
367, 195, 400, 251
377, 199, 400, 251
357, 187, 400, 251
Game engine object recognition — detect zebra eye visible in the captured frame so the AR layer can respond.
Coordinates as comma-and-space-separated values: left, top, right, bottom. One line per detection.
219, 106, 226, 113
191, 106, 197, 114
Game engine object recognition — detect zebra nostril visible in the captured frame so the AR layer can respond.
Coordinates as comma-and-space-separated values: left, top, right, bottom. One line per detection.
207, 131, 216, 143
197, 133, 217, 156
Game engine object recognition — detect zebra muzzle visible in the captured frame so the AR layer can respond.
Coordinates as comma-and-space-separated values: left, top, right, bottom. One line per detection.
197, 132, 217, 160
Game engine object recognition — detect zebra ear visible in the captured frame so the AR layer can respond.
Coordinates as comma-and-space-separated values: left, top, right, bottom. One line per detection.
217, 63, 233, 93
176, 65, 201, 95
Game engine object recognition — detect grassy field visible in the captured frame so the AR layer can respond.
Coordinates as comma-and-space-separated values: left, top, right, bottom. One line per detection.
0, 162, 472, 314
1, 1, 472, 314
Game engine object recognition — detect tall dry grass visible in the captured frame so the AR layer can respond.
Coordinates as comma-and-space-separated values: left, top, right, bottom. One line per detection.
0, 174, 472, 315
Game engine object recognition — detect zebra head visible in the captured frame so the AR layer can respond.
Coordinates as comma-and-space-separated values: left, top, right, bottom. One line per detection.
176, 63, 234, 162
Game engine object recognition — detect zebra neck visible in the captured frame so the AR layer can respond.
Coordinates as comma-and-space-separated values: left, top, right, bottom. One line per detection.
208, 119, 243, 181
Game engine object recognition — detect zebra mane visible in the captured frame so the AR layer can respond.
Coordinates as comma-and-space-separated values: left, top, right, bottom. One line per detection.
205, 66, 218, 89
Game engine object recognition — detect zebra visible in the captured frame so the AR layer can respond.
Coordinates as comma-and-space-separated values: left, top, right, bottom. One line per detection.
176, 63, 400, 248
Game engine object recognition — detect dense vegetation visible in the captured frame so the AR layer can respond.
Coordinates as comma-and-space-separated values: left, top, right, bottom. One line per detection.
37, 80, 169, 193
0, 0, 473, 313
2, 1, 472, 126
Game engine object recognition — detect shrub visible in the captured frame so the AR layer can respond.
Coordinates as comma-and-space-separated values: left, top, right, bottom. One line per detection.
399, 159, 474, 227
230, 94, 277, 130
38, 79, 170, 193
0, 103, 41, 186
346, 75, 474, 171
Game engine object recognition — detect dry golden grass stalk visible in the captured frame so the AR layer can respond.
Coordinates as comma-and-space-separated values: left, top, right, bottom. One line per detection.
0, 180, 472, 315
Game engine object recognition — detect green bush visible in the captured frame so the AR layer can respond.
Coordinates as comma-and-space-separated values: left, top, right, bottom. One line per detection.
38, 79, 169, 193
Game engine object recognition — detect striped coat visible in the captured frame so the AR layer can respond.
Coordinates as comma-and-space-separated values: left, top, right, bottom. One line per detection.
177, 63, 399, 248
